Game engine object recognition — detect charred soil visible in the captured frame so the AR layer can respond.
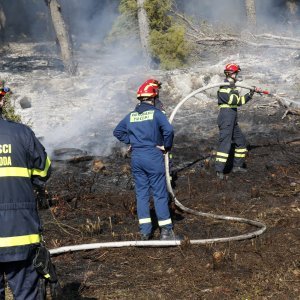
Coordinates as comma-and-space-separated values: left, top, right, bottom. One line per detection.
41, 107, 300, 300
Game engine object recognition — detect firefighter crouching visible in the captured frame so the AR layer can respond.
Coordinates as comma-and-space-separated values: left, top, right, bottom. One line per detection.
215, 64, 257, 180
113, 83, 180, 240
0, 87, 56, 299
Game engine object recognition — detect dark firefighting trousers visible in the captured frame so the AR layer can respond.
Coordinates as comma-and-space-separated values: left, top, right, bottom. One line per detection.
215, 108, 248, 173
131, 148, 173, 235
0, 255, 39, 300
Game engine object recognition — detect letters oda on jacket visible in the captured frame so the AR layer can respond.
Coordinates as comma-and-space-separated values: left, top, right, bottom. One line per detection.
0, 144, 12, 166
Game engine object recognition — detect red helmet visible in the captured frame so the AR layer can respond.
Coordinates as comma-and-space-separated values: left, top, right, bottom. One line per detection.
0, 87, 10, 97
224, 63, 241, 76
143, 78, 162, 89
137, 82, 159, 99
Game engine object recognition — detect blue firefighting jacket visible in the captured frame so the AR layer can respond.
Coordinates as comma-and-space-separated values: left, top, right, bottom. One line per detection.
113, 102, 173, 151
0, 116, 51, 262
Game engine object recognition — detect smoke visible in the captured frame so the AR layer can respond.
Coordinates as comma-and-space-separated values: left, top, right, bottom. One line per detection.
4, 1, 145, 157
2, 1, 300, 158
0, 0, 120, 43
178, 0, 300, 32
33, 1, 145, 157
178, 0, 244, 27
0, 1, 50, 42
60, 0, 120, 45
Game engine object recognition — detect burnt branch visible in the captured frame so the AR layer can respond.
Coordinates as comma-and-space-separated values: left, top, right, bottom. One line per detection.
195, 36, 300, 50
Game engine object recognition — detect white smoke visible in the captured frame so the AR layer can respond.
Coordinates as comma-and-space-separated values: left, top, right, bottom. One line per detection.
3, 1, 300, 158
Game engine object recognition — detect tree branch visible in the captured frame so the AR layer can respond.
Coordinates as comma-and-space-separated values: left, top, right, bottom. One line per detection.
170, 8, 205, 36
254, 33, 300, 43
195, 36, 300, 50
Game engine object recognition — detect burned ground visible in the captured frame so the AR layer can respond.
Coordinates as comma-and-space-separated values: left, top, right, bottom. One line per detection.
39, 106, 300, 300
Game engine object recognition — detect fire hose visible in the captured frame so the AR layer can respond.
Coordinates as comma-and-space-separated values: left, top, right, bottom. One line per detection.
50, 82, 267, 255
164, 82, 267, 244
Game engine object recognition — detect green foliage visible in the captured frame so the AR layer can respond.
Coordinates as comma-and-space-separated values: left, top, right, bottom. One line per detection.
106, 0, 138, 45
145, 0, 191, 69
2, 93, 22, 123
144, 0, 172, 31
107, 13, 138, 42
150, 25, 191, 70
119, 0, 137, 15
110, 0, 192, 69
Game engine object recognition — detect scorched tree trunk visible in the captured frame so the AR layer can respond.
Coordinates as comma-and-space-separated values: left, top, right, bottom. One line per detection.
245, 0, 257, 27
137, 0, 151, 68
46, 0, 77, 75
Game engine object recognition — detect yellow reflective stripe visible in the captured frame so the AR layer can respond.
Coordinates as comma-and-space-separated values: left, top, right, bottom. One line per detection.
219, 88, 231, 93
216, 152, 228, 157
241, 96, 246, 105
0, 167, 31, 177
234, 153, 246, 158
219, 104, 238, 108
44, 274, 51, 279
0, 157, 51, 178
216, 158, 227, 163
137, 93, 155, 97
158, 219, 172, 226
228, 94, 239, 105
139, 218, 152, 224
31, 156, 51, 178
0, 234, 41, 247
235, 148, 247, 153
219, 88, 239, 93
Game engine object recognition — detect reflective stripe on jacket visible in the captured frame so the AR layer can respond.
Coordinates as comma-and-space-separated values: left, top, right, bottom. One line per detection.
0, 116, 51, 262
218, 81, 252, 108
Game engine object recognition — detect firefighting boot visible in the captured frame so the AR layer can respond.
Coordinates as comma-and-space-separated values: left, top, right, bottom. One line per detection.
160, 228, 182, 240
140, 233, 152, 241
232, 167, 248, 173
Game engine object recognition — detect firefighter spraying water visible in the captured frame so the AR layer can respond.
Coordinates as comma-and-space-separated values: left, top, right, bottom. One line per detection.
214, 63, 257, 179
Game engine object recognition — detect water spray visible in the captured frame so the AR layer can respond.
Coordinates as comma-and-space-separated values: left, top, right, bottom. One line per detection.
49, 82, 267, 256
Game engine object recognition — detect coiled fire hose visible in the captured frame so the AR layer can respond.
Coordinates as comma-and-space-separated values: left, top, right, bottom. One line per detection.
50, 82, 266, 255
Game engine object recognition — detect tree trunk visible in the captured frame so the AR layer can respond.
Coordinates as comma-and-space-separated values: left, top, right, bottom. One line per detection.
245, 0, 256, 27
0, 4, 6, 43
286, 0, 298, 21
137, 0, 151, 68
47, 0, 77, 75
287, 0, 298, 15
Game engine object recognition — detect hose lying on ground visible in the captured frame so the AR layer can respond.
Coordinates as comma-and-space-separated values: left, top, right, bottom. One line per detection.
50, 82, 267, 256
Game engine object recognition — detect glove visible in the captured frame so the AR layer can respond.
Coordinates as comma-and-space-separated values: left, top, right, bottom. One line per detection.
254, 87, 264, 94
33, 244, 58, 283
249, 88, 255, 97
252, 86, 265, 94
250, 86, 263, 97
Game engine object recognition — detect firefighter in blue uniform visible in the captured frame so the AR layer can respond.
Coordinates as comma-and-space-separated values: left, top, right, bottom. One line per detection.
215, 64, 256, 179
134, 79, 175, 177
113, 82, 179, 240
0, 87, 52, 299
